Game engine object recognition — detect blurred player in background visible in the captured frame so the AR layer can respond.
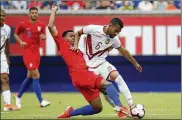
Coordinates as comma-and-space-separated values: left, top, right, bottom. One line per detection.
48, 4, 131, 119
0, 9, 19, 111
14, 7, 50, 109
73, 17, 142, 114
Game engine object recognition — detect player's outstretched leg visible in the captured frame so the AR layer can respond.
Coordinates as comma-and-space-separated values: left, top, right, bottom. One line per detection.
57, 96, 103, 118
31, 69, 50, 107
110, 71, 133, 107
15, 71, 32, 109
100, 79, 132, 118
1, 73, 19, 111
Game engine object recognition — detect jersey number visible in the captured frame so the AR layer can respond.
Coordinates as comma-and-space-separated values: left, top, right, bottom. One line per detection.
95, 42, 102, 50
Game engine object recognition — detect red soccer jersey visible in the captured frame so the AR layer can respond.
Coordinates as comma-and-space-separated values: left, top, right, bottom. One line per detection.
15, 20, 45, 52
53, 33, 87, 72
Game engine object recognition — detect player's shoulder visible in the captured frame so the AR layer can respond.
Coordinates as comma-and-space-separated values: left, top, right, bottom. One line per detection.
37, 20, 45, 26
87, 24, 103, 29
3, 24, 11, 31
86, 24, 104, 32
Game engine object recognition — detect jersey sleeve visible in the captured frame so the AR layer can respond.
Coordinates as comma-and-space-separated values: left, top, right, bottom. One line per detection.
82, 25, 98, 34
112, 37, 121, 49
14, 22, 24, 35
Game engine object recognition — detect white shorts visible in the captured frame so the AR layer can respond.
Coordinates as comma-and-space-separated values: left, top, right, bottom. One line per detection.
88, 61, 117, 80
0, 60, 9, 74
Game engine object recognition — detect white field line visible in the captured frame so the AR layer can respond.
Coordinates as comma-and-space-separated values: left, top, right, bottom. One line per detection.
1, 113, 176, 117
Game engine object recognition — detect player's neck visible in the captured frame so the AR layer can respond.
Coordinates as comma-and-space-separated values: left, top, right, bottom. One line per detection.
103, 25, 109, 35
0, 23, 4, 27
29, 20, 37, 24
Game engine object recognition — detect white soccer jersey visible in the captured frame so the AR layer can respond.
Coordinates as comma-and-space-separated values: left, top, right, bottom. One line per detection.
1, 24, 11, 61
81, 25, 121, 68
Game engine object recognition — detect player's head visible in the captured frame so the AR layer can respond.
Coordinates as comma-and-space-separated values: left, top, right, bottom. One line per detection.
0, 8, 5, 26
62, 30, 75, 44
29, 7, 38, 21
107, 18, 124, 38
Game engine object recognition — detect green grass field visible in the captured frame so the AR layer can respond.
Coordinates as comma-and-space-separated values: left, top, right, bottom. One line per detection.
1, 92, 181, 119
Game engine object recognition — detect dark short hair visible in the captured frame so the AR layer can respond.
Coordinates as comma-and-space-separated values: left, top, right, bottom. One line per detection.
110, 18, 124, 29
29, 7, 38, 13
62, 30, 74, 37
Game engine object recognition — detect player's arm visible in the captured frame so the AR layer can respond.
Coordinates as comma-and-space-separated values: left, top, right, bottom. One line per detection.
40, 25, 46, 40
73, 25, 95, 51
5, 39, 10, 66
14, 22, 26, 47
74, 29, 84, 49
48, 4, 58, 37
117, 46, 142, 72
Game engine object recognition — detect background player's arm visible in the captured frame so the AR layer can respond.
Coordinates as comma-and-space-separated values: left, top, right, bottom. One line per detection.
14, 22, 26, 47
117, 46, 142, 72
48, 4, 58, 37
5, 39, 10, 66
40, 25, 46, 40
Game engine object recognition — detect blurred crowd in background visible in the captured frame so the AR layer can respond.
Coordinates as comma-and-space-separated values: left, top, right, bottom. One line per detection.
1, 0, 181, 11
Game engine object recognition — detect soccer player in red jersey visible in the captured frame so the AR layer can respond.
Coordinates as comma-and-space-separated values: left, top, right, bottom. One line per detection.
14, 7, 50, 108
48, 5, 131, 119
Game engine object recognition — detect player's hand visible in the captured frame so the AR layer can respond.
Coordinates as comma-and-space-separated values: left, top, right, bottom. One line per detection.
134, 63, 142, 72
52, 3, 58, 11
20, 41, 26, 47
70, 46, 80, 52
40, 33, 46, 40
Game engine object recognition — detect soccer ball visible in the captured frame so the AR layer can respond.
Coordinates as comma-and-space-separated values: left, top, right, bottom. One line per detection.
131, 104, 145, 119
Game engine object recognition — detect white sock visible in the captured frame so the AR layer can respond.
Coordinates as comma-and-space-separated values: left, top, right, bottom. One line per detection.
115, 75, 133, 107
2, 90, 11, 105
104, 95, 115, 107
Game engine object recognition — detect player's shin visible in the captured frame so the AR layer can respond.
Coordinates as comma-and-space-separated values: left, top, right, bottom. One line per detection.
104, 95, 115, 107
18, 77, 32, 98
32, 78, 43, 103
105, 84, 122, 107
70, 105, 101, 116
115, 75, 133, 107
2, 90, 11, 105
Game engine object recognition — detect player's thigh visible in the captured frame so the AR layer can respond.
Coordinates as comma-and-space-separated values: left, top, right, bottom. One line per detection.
72, 70, 103, 89
99, 61, 117, 80
23, 50, 40, 70
77, 87, 101, 104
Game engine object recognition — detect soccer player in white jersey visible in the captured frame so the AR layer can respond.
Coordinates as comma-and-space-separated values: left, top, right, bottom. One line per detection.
0, 9, 19, 111
72, 18, 142, 118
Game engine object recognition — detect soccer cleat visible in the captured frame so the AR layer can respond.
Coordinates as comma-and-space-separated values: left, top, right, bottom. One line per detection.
118, 112, 127, 119
40, 100, 51, 107
4, 104, 20, 111
119, 106, 132, 118
57, 106, 74, 118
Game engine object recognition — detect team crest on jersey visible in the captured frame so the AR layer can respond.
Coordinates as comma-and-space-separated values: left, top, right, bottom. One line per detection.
105, 39, 110, 44
37, 26, 41, 31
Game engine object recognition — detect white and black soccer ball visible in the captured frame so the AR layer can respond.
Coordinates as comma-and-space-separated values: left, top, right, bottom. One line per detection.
131, 104, 145, 119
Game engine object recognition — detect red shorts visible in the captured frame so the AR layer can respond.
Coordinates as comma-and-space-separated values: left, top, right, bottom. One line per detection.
70, 68, 103, 102
23, 49, 40, 70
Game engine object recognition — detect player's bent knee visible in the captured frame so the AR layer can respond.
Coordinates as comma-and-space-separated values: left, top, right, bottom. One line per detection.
110, 71, 119, 80
100, 80, 112, 89
31, 70, 40, 79
1, 74, 9, 85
